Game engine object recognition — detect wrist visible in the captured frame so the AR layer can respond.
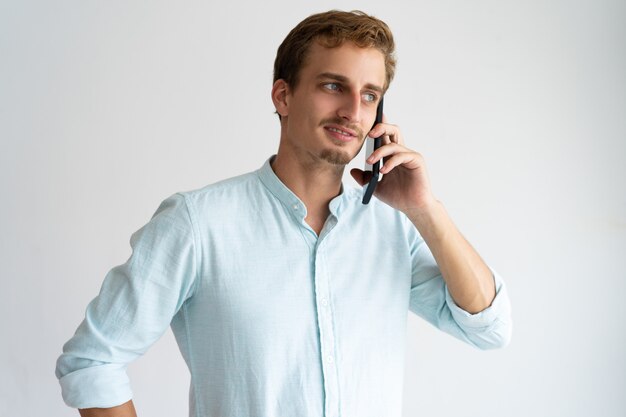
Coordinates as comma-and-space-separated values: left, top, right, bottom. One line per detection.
401, 196, 441, 219
403, 199, 452, 241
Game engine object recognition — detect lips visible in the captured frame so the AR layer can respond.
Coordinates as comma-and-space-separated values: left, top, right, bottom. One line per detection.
324, 124, 358, 142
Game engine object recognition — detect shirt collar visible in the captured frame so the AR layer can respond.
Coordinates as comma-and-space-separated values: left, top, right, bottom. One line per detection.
256, 156, 349, 221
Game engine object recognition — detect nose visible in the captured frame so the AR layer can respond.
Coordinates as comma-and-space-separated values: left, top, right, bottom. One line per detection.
337, 92, 361, 123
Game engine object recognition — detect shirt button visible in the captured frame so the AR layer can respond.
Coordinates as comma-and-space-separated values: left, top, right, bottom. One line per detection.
292, 204, 299, 210
327, 355, 334, 364
320, 298, 328, 306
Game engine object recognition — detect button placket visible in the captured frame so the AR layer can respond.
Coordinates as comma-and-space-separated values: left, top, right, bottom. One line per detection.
314, 243, 339, 417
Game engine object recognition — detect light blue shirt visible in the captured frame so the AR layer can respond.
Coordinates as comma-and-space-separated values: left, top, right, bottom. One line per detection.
56, 156, 512, 417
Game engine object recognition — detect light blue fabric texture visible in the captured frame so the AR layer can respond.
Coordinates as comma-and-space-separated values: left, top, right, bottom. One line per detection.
56, 156, 512, 417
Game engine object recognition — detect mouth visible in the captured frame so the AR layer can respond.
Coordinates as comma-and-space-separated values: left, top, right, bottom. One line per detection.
324, 124, 359, 142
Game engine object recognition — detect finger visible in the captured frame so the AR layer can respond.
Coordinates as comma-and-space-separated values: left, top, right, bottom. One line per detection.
369, 122, 404, 146
379, 152, 421, 174
382, 131, 392, 146
369, 123, 394, 140
366, 142, 407, 164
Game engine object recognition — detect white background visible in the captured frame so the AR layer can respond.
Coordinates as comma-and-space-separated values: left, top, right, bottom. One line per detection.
1, 1, 625, 416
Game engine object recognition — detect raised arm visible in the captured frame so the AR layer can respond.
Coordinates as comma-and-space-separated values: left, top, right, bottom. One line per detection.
403, 201, 495, 313
352, 120, 496, 313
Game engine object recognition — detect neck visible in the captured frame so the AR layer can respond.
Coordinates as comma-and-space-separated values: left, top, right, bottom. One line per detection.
271, 150, 344, 215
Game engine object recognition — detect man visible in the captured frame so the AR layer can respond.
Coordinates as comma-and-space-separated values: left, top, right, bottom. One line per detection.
56, 10, 511, 417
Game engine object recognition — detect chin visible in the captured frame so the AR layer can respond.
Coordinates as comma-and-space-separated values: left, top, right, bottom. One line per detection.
319, 148, 355, 166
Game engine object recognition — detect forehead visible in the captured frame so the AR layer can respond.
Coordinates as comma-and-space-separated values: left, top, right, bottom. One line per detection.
299, 41, 386, 89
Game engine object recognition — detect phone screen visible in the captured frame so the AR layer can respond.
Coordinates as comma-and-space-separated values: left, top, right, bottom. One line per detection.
362, 97, 384, 204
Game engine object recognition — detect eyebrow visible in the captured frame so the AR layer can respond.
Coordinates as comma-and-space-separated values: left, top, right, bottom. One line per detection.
317, 72, 384, 94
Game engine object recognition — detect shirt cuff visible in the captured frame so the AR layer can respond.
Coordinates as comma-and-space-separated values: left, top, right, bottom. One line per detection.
59, 363, 133, 409
444, 268, 511, 331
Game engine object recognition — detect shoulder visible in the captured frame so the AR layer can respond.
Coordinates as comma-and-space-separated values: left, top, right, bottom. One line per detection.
182, 170, 260, 200
174, 170, 264, 212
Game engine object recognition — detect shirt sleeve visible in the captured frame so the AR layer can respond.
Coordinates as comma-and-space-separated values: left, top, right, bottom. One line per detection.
55, 193, 200, 408
405, 220, 512, 350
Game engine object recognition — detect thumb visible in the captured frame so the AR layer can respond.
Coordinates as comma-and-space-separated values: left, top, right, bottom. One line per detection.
350, 168, 373, 187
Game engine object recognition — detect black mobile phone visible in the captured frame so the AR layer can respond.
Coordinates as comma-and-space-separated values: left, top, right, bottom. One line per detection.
362, 97, 384, 204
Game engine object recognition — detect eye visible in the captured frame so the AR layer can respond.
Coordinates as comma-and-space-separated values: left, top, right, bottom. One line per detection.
323, 82, 340, 91
362, 92, 377, 103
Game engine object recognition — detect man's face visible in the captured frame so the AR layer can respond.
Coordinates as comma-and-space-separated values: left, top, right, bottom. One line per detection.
281, 41, 386, 167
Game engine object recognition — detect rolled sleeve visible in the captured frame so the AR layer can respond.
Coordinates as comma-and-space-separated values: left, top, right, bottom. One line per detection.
406, 217, 512, 350
55, 193, 199, 408
444, 269, 512, 349
58, 364, 132, 409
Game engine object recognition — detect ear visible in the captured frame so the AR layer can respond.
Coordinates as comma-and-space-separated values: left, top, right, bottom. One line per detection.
271, 79, 290, 117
